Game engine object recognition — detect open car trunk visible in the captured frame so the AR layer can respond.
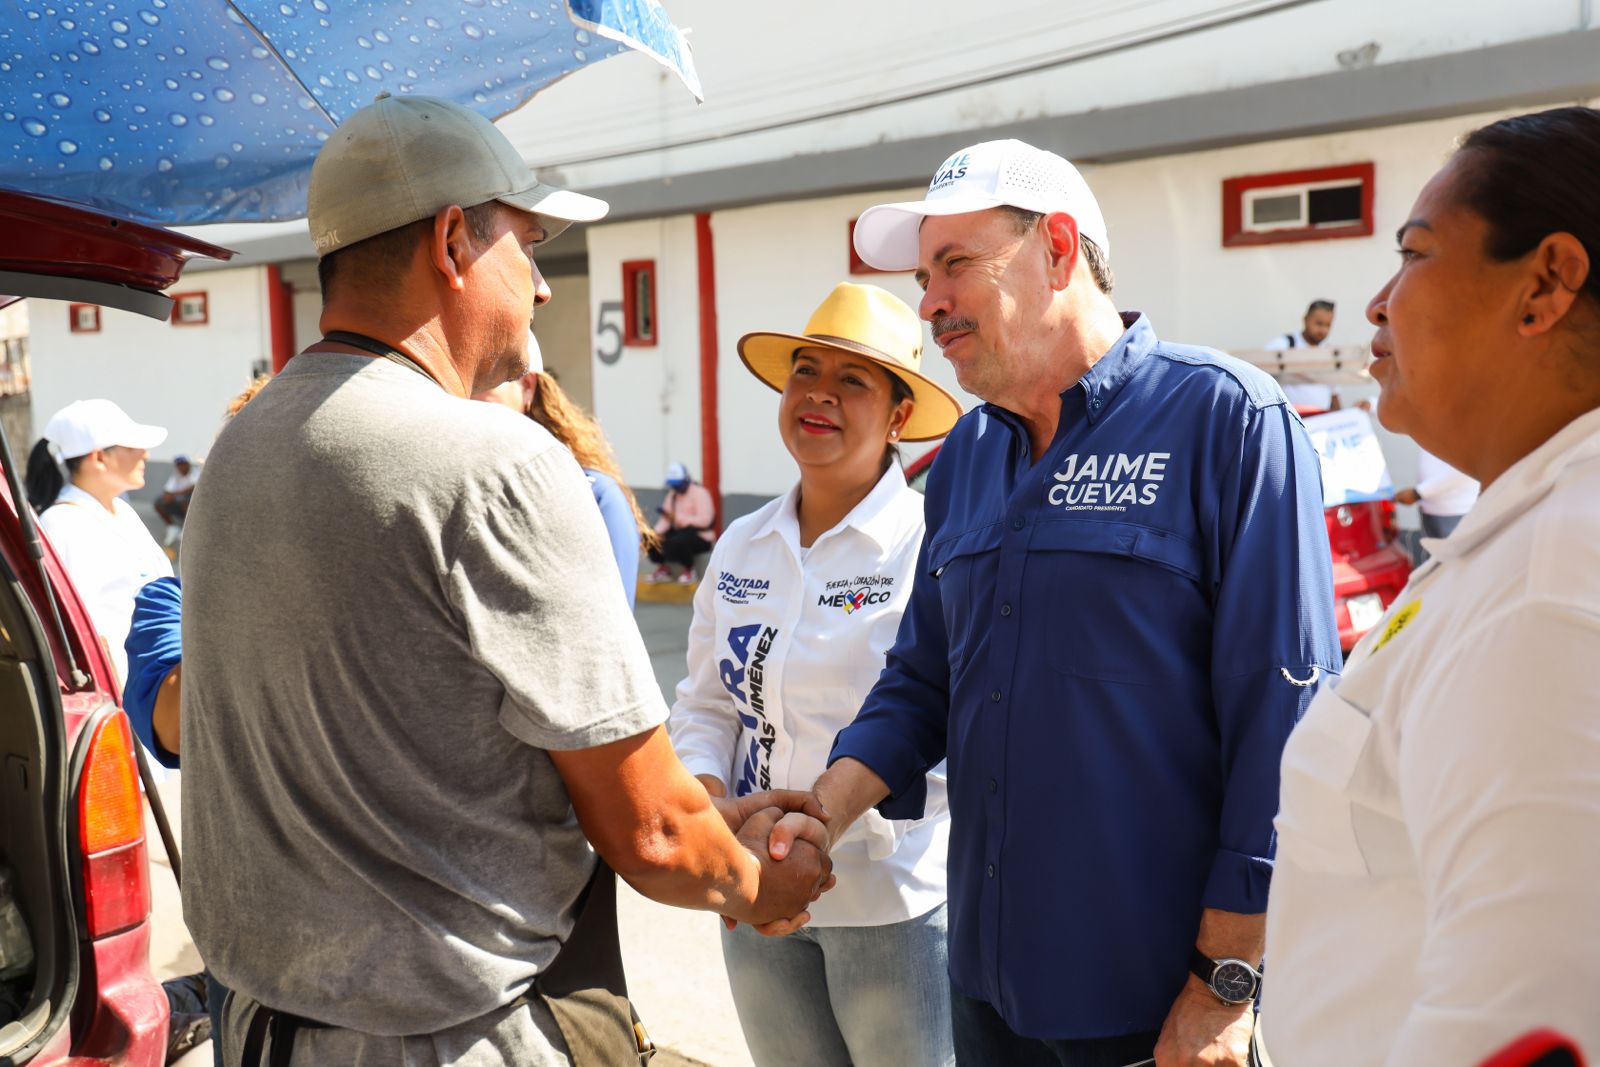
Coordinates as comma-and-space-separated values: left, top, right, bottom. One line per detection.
0, 547, 78, 1061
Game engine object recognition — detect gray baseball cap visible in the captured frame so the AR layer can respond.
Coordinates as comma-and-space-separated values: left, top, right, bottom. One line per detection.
308, 93, 608, 256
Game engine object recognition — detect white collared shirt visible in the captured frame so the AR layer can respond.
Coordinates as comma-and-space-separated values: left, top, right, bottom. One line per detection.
1262, 407, 1600, 1065
670, 464, 949, 927
40, 484, 173, 686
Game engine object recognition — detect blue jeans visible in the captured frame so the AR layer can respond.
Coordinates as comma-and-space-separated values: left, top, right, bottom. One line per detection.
721, 902, 953, 1067
951, 984, 1159, 1067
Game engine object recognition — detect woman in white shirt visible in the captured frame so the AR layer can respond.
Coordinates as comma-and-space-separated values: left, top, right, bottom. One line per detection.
24, 398, 172, 687
1261, 106, 1600, 1065
670, 282, 962, 1067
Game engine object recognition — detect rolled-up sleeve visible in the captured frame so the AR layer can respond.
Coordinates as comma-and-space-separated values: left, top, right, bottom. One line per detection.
1205, 403, 1342, 913
829, 521, 952, 821
668, 541, 740, 786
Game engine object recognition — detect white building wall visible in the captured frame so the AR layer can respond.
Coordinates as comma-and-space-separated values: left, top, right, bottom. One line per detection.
28, 266, 270, 461
591, 99, 1583, 499
509, 0, 1588, 190
587, 216, 703, 487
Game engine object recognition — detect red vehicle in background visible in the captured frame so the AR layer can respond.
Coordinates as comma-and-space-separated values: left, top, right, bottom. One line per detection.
904, 394, 1412, 654
0, 188, 230, 1065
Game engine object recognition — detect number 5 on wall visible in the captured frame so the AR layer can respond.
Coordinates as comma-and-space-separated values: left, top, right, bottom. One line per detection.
595, 300, 624, 365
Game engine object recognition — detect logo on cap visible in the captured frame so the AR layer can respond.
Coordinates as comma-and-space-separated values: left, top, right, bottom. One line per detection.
929, 152, 970, 194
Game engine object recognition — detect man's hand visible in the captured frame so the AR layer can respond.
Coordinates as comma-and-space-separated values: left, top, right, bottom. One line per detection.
730, 807, 834, 935
1395, 486, 1421, 506
710, 788, 829, 842
1153, 978, 1254, 1067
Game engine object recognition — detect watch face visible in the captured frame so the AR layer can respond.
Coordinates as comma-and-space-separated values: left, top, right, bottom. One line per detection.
1212, 962, 1257, 1003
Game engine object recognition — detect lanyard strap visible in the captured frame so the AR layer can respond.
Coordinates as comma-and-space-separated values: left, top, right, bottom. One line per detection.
322, 330, 440, 387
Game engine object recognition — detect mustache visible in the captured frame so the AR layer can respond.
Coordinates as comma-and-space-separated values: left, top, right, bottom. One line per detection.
930, 317, 978, 346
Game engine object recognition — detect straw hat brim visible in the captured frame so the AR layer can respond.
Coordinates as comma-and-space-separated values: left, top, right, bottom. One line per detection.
736, 331, 963, 442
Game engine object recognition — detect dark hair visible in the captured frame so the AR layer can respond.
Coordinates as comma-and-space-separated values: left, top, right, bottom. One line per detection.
1307, 299, 1335, 315
24, 439, 81, 513
998, 206, 1114, 295
1455, 107, 1600, 305
318, 200, 502, 305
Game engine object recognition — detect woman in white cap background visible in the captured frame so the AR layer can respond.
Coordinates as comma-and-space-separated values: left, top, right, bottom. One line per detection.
24, 397, 172, 687
473, 336, 657, 610
669, 282, 962, 1067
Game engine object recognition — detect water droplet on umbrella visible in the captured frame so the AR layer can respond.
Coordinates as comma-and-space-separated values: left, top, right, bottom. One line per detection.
163, 77, 179, 90
374, 29, 392, 44
56, 139, 77, 154
463, 21, 484, 39
424, 16, 442, 29
574, 29, 591, 44
364, 65, 380, 79
249, 91, 267, 105
110, 18, 130, 32
357, 35, 373, 48
57, 18, 75, 30
190, 90, 206, 102
132, 103, 148, 113
198, 113, 215, 126
98, 156, 114, 170
214, 155, 230, 169
168, 112, 187, 126
317, 74, 332, 87
21, 118, 47, 136
93, 108, 111, 122
573, 49, 586, 61
207, 56, 230, 71
157, 157, 173, 172
312, 0, 330, 10
251, 46, 270, 60
472, 91, 487, 103
138, 9, 160, 26
216, 88, 235, 102
231, 141, 243, 151
48, 91, 71, 108
278, 3, 296, 15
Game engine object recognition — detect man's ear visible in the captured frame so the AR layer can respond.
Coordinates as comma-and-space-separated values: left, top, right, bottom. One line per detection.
1518, 231, 1590, 336
1043, 212, 1081, 292
428, 205, 473, 293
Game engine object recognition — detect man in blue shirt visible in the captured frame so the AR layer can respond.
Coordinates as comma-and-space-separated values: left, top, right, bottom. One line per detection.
766, 140, 1341, 1064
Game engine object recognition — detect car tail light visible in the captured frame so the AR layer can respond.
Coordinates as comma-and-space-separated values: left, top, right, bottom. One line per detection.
78, 712, 150, 938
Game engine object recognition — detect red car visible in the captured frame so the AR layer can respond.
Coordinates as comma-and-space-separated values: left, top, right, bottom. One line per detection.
0, 188, 230, 1065
905, 427, 1412, 654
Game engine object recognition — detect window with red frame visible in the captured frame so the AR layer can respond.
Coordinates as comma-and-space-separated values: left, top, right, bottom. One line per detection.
1222, 163, 1374, 248
170, 291, 209, 325
621, 260, 657, 346
68, 303, 101, 333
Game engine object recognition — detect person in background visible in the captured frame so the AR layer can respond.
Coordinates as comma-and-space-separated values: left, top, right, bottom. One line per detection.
1261, 105, 1600, 1064
1394, 446, 1480, 545
23, 398, 171, 688
671, 282, 962, 1067
154, 453, 199, 547
473, 335, 655, 609
647, 461, 716, 584
1264, 300, 1339, 411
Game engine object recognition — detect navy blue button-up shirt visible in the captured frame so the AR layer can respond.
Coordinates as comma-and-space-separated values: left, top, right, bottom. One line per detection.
831, 313, 1341, 1039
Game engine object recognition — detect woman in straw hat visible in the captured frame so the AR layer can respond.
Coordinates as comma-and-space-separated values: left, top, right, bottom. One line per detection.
669, 283, 962, 1066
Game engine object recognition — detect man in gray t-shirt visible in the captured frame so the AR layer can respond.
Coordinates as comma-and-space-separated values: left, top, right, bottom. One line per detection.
180, 95, 831, 1066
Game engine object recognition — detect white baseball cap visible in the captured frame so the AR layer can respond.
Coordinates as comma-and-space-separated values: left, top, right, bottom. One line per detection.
852, 139, 1109, 271
42, 399, 167, 460
308, 93, 609, 255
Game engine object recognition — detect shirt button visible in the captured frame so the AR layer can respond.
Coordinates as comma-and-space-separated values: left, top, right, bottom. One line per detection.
986, 863, 996, 878
1011, 518, 1024, 531
987, 778, 998, 794
1000, 603, 1012, 617
1090, 397, 1102, 410
990, 689, 1001, 703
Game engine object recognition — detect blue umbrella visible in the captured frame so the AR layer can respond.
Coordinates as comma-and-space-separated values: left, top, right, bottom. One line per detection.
0, 0, 699, 225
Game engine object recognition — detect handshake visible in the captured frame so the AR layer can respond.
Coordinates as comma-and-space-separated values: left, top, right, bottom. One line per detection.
711, 788, 839, 937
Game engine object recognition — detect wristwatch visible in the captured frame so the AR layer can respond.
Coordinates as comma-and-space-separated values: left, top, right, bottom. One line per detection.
1189, 947, 1261, 1005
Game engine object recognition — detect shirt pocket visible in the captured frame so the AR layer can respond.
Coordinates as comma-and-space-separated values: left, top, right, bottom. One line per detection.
1275, 682, 1395, 877
1027, 520, 1209, 683
926, 522, 1003, 664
